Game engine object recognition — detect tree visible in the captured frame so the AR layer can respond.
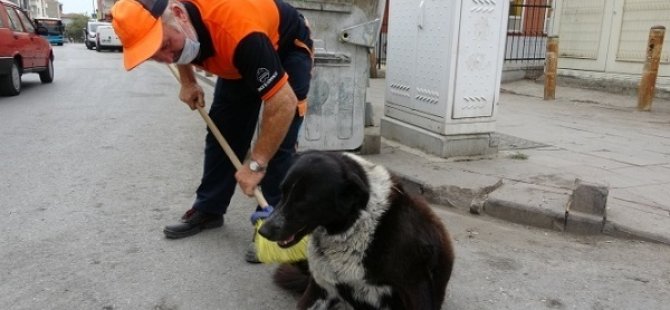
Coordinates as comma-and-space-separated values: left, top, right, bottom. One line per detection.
65, 14, 89, 43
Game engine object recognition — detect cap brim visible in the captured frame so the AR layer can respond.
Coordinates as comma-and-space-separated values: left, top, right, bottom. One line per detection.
122, 18, 163, 71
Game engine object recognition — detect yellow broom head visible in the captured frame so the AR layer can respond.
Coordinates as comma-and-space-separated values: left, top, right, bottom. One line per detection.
254, 219, 309, 264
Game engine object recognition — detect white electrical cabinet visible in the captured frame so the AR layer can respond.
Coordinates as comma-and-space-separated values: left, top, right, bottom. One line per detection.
384, 0, 508, 136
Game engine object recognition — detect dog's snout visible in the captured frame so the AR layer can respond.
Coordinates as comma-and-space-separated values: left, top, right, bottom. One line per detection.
258, 212, 285, 241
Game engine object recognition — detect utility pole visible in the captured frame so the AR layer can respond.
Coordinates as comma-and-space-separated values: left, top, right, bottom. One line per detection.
637, 26, 666, 111
544, 36, 559, 100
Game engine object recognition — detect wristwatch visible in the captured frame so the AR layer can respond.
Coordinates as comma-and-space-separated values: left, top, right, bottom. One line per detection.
249, 159, 266, 173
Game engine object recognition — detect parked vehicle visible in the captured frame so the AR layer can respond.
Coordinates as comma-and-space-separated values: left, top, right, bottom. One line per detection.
34, 17, 64, 46
83, 20, 110, 50
0, 0, 54, 96
95, 25, 122, 52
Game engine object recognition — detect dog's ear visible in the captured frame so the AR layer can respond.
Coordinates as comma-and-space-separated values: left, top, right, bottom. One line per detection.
289, 152, 305, 167
338, 171, 369, 210
346, 172, 368, 193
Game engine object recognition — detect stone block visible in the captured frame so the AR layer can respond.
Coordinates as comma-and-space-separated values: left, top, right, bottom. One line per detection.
365, 101, 375, 127
469, 195, 486, 215
380, 117, 498, 158
483, 182, 568, 232
569, 178, 608, 216
565, 212, 604, 235
358, 127, 381, 155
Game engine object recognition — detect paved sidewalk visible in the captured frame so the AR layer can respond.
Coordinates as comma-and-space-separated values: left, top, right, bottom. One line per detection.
365, 78, 670, 245
193, 70, 670, 245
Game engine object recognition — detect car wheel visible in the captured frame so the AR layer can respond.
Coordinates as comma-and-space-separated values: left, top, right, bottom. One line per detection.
0, 60, 21, 96
86, 41, 93, 50
39, 58, 54, 83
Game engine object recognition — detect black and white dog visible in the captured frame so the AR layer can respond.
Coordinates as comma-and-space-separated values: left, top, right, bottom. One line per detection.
259, 151, 455, 310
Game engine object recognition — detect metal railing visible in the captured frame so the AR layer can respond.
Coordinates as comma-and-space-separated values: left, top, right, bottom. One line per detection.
376, 31, 387, 69
504, 0, 553, 65
377, 1, 552, 69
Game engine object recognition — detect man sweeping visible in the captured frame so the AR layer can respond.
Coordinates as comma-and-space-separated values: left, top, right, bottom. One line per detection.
110, 0, 313, 262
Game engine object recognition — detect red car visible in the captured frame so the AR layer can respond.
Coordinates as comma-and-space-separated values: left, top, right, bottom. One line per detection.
0, 0, 54, 96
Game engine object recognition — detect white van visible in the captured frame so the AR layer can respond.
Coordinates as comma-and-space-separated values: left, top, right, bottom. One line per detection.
95, 25, 122, 52
83, 20, 110, 50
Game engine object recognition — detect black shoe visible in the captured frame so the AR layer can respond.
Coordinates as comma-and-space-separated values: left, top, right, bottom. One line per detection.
163, 208, 224, 239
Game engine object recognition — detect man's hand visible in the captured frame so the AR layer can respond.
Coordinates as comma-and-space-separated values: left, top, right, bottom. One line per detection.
235, 163, 265, 197
179, 82, 205, 110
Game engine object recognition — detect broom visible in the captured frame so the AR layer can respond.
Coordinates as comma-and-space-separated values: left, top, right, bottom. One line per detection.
167, 65, 308, 264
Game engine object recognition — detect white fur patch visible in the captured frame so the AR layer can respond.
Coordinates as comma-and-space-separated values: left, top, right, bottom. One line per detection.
308, 153, 393, 309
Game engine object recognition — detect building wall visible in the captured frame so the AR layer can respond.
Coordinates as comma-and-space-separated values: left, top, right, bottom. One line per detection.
554, 0, 669, 77
96, 0, 116, 20
44, 0, 61, 18
27, 0, 45, 17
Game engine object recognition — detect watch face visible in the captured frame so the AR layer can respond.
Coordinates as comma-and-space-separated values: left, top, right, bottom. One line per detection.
250, 160, 264, 172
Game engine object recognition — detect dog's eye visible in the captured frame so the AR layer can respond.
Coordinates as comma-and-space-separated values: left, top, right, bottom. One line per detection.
281, 181, 302, 203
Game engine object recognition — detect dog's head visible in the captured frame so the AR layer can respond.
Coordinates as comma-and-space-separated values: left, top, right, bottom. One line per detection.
258, 151, 370, 248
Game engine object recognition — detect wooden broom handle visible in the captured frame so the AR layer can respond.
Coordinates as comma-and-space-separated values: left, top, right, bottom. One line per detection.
167, 64, 269, 208
195, 106, 269, 208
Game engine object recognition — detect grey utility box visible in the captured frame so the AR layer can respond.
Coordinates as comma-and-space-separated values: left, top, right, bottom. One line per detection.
289, 0, 386, 151
381, 0, 508, 157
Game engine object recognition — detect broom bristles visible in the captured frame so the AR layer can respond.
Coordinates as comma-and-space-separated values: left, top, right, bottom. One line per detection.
254, 220, 309, 264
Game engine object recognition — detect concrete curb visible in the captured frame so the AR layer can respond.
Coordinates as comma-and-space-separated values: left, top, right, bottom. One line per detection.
604, 199, 670, 245
392, 171, 670, 246
483, 182, 568, 232
604, 222, 670, 245
388, 169, 502, 211
536, 74, 670, 100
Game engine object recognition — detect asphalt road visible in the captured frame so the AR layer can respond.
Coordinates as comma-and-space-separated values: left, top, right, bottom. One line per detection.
1, 44, 669, 310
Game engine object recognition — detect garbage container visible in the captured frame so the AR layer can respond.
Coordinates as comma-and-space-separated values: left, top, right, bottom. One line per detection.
289, 0, 386, 150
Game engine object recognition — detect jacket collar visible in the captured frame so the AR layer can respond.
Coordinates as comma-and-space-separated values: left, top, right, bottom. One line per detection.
182, 1, 214, 65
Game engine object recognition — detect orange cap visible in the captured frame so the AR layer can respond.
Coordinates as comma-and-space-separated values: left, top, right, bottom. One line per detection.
111, 0, 169, 70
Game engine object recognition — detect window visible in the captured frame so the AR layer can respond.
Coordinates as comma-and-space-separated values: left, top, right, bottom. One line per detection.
508, 0, 524, 33
5, 7, 24, 32
508, 0, 551, 35
0, 6, 5, 28
544, 0, 554, 35
35, 19, 63, 35
16, 9, 35, 33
